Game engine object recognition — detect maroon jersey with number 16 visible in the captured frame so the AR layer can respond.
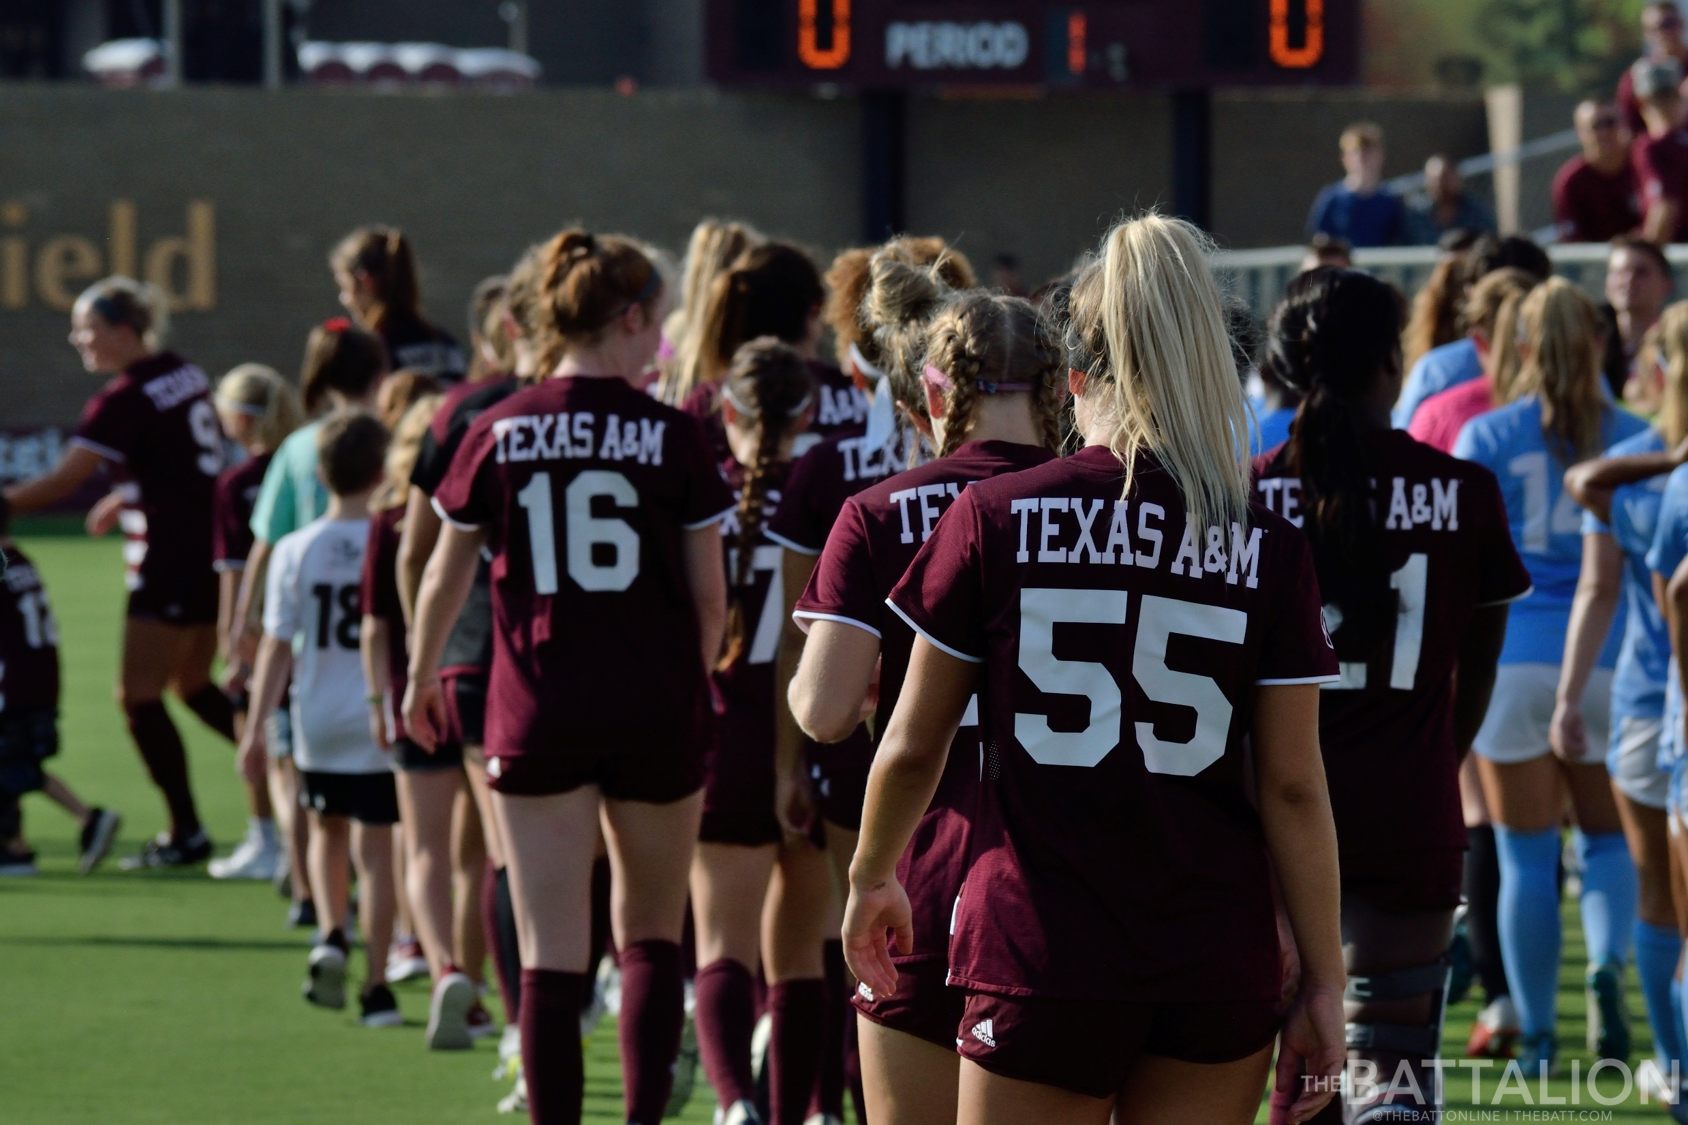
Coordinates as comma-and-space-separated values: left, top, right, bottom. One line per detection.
432, 375, 735, 775
888, 446, 1338, 1003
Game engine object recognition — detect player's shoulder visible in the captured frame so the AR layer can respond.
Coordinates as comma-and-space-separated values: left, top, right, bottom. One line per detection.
1460, 395, 1536, 443
1609, 406, 1654, 444
1608, 425, 1665, 459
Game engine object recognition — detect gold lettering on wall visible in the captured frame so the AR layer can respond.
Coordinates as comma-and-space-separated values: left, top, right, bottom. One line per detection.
36, 235, 101, 311
2, 199, 217, 313
108, 200, 136, 280
2, 202, 27, 310
144, 201, 215, 312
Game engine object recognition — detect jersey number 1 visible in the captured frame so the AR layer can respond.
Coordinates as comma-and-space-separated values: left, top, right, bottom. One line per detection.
1325, 553, 1426, 692
518, 470, 640, 594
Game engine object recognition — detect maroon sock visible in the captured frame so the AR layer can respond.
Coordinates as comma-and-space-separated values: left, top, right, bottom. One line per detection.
695, 958, 757, 1110
485, 863, 522, 1021
182, 683, 236, 743
520, 968, 586, 1125
769, 979, 826, 1125
589, 857, 613, 968
618, 939, 685, 1124
126, 700, 200, 839
811, 940, 849, 1119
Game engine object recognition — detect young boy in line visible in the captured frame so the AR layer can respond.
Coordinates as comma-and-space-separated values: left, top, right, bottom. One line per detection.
238, 411, 402, 1026
0, 495, 122, 876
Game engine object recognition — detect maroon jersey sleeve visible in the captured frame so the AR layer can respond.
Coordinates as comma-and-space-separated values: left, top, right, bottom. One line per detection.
885, 490, 986, 662
795, 497, 884, 636
211, 466, 245, 570
432, 418, 500, 530
72, 378, 141, 463
361, 510, 404, 623
678, 418, 737, 528
1253, 528, 1340, 684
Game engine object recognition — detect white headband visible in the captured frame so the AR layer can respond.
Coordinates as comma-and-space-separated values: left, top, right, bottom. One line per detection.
721, 382, 813, 420
849, 341, 888, 384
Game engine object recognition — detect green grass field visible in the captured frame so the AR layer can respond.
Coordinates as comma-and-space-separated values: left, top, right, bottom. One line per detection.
2, 530, 1685, 1123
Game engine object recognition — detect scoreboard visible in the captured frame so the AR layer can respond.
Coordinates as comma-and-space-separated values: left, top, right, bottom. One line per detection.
706, 0, 1361, 90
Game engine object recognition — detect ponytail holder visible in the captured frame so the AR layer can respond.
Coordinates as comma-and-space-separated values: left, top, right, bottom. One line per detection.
925, 363, 1031, 395
322, 316, 352, 333
922, 364, 953, 392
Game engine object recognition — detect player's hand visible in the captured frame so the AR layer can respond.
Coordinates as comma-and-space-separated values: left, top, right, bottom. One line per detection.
403, 676, 446, 753
1549, 698, 1585, 762
775, 763, 815, 839
368, 699, 391, 752
220, 661, 250, 697
84, 491, 123, 537
1269, 981, 1345, 1125
237, 727, 268, 786
229, 621, 260, 671
842, 873, 912, 1002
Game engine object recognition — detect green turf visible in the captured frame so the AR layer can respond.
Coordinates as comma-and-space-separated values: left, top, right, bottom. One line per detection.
2, 534, 1683, 1123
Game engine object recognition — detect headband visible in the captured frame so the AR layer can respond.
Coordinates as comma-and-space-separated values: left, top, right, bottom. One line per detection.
922, 364, 1033, 395
91, 295, 138, 328
720, 382, 813, 419
848, 341, 887, 383
215, 395, 268, 419
598, 267, 664, 329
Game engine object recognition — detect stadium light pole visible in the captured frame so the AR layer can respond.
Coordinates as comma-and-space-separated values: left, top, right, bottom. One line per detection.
1171, 88, 1212, 231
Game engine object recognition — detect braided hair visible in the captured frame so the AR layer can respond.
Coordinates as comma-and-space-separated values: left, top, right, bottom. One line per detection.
923, 293, 1065, 456
717, 338, 816, 669
1265, 267, 1404, 651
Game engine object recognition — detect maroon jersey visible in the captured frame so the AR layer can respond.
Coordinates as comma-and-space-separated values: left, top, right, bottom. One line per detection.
0, 544, 60, 714
432, 375, 735, 765
361, 506, 410, 741
888, 446, 1338, 1003
796, 439, 1054, 964
1551, 156, 1640, 242
212, 452, 272, 572
1252, 430, 1531, 864
72, 352, 223, 597
1635, 131, 1688, 241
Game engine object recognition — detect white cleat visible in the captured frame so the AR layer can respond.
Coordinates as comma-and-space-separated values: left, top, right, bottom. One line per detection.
496, 1071, 527, 1114
208, 824, 279, 881
426, 971, 475, 1050
715, 1099, 762, 1125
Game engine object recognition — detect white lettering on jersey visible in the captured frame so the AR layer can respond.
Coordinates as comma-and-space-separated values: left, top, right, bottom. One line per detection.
493, 411, 667, 467
892, 482, 965, 544
140, 365, 210, 411
1008, 498, 1261, 587
1261, 474, 1460, 533
816, 385, 869, 427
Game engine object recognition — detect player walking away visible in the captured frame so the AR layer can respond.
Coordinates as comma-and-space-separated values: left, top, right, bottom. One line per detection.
661, 219, 764, 406
466, 274, 514, 385
788, 291, 1064, 1125
1454, 277, 1652, 1076
4, 277, 237, 869
405, 229, 732, 1125
1401, 229, 1481, 374
0, 495, 123, 876
210, 364, 304, 882
332, 226, 467, 382
241, 411, 403, 1028
688, 339, 816, 1125
843, 214, 1346, 1125
1405, 268, 1538, 455
1254, 268, 1530, 1122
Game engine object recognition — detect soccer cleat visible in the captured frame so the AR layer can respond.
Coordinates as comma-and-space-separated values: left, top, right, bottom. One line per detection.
494, 1025, 521, 1080
715, 1100, 763, 1125
208, 822, 279, 881
1585, 961, 1632, 1063
77, 808, 121, 874
466, 999, 497, 1040
1639, 1058, 1676, 1102
426, 971, 475, 1050
0, 849, 38, 876
360, 983, 404, 1028
1465, 995, 1519, 1058
750, 1011, 773, 1084
303, 941, 348, 1010
1518, 1032, 1557, 1079
387, 937, 429, 983
496, 1069, 527, 1115
119, 829, 212, 870
286, 898, 318, 929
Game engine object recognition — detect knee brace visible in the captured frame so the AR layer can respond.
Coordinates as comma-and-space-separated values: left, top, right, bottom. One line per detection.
1346, 955, 1453, 1124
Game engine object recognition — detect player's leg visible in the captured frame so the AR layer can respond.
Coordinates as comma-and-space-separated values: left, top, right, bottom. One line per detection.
41, 773, 89, 822
117, 616, 208, 860
167, 622, 236, 743
602, 790, 705, 1125
858, 1017, 961, 1125
210, 697, 279, 881
270, 741, 315, 925
352, 812, 401, 1027
302, 806, 353, 1010
1109, 1045, 1277, 1125
395, 766, 460, 980
820, 818, 863, 1124
1615, 783, 1682, 1089
449, 779, 494, 1041
762, 837, 831, 1125
692, 840, 779, 1121
957, 1060, 1114, 1125
1565, 758, 1638, 1063
1460, 752, 1516, 1057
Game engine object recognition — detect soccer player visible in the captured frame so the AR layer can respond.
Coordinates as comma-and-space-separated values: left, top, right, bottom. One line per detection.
844, 214, 1345, 1125
1254, 268, 1531, 1120
405, 229, 732, 1125
1455, 277, 1652, 1074
332, 226, 467, 381
1405, 268, 1539, 454
660, 219, 764, 406
0, 495, 122, 876
210, 364, 303, 882
788, 289, 1065, 1125
4, 277, 236, 869
240, 410, 403, 1028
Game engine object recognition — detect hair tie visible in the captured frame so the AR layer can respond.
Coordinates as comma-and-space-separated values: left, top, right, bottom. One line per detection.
322, 316, 352, 333
926, 363, 1029, 395
849, 341, 888, 383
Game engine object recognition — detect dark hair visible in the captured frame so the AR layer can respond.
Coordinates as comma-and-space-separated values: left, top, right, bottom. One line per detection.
924, 293, 1066, 456
467, 274, 511, 383
301, 322, 388, 414
1266, 267, 1405, 652
825, 237, 977, 381
698, 242, 825, 387
375, 369, 441, 430
316, 409, 390, 497
1306, 232, 1352, 262
331, 226, 423, 332
1611, 234, 1675, 288
718, 339, 815, 669
533, 229, 661, 373
1463, 234, 1552, 289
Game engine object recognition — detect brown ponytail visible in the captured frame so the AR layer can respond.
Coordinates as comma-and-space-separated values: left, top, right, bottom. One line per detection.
300, 320, 388, 415
531, 229, 661, 375
331, 226, 422, 332
923, 294, 1065, 457
695, 242, 825, 390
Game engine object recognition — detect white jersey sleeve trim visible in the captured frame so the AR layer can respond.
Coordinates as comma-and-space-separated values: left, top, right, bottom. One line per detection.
884, 598, 983, 664
765, 528, 822, 555
1476, 585, 1535, 607
430, 495, 481, 532
682, 504, 736, 531
1256, 673, 1344, 686
212, 560, 245, 573
68, 436, 126, 464
791, 610, 882, 639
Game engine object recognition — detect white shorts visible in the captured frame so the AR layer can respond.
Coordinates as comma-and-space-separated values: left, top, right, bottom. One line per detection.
1610, 716, 1672, 810
1473, 664, 1611, 766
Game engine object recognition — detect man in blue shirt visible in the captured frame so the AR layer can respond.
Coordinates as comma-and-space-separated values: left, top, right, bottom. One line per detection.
1307, 122, 1407, 248
1404, 154, 1498, 245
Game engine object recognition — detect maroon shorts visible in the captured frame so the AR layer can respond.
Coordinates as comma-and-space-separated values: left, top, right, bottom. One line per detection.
700, 737, 781, 848
1342, 848, 1465, 913
957, 991, 1282, 1099
486, 743, 705, 804
807, 730, 873, 832
854, 959, 966, 1050
127, 564, 218, 626
441, 671, 488, 748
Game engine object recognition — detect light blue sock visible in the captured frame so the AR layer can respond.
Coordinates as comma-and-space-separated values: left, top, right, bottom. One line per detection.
1495, 825, 1563, 1037
1676, 977, 1688, 1071
1638, 921, 1684, 1067
1576, 830, 1638, 968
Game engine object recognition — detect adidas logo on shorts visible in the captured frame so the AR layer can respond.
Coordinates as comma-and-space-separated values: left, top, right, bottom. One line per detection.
970, 1019, 996, 1048
856, 982, 874, 1003
487, 758, 502, 779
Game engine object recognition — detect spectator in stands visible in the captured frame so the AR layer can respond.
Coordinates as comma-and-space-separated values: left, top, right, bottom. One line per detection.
1618, 1, 1688, 137
1307, 122, 1407, 248
1298, 233, 1352, 273
1405, 154, 1496, 244
1633, 57, 1688, 243
1553, 100, 1641, 243
1603, 236, 1674, 398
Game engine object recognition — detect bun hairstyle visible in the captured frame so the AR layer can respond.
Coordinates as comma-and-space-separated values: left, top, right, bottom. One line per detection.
75, 276, 169, 350
1066, 214, 1252, 531
663, 220, 764, 403
696, 242, 825, 390
1462, 267, 1538, 404
331, 226, 422, 332
1514, 276, 1607, 464
300, 319, 388, 415
215, 363, 304, 454
831, 236, 978, 383
718, 338, 816, 669
861, 245, 967, 434
532, 229, 662, 374
377, 392, 444, 512
467, 275, 512, 383
923, 293, 1065, 456
1266, 267, 1404, 651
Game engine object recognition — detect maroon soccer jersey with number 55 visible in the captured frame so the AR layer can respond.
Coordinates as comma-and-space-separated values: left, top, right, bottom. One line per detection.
887, 446, 1338, 1004
432, 375, 735, 782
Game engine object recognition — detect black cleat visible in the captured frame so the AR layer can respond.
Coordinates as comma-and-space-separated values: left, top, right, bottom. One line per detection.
360, 983, 403, 1028
119, 829, 211, 870
287, 899, 319, 929
78, 808, 122, 874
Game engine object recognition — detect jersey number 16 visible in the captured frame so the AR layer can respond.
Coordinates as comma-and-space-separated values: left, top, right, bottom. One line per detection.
518, 470, 641, 594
